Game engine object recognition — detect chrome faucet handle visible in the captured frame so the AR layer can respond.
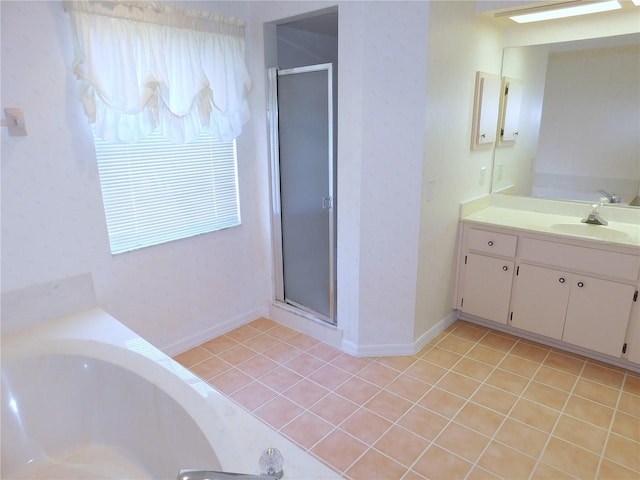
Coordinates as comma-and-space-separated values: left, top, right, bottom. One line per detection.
177, 470, 277, 480
581, 203, 608, 226
598, 191, 622, 204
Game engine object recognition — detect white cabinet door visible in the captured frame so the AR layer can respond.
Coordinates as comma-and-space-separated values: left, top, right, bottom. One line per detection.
460, 253, 514, 324
510, 264, 570, 340
563, 276, 635, 357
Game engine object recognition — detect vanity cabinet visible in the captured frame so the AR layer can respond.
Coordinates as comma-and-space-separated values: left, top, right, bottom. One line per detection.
456, 222, 640, 363
461, 253, 514, 323
562, 276, 635, 357
458, 228, 517, 323
510, 264, 569, 340
510, 264, 635, 357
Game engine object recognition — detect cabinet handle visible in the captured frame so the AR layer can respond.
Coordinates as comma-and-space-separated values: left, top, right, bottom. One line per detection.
577, 281, 584, 288
559, 277, 565, 284
488, 241, 494, 246
502, 265, 509, 271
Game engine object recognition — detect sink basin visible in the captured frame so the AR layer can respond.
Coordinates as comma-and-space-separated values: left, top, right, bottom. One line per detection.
549, 223, 630, 240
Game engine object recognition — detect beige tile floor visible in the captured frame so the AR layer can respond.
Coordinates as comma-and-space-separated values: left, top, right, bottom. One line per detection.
174, 319, 640, 480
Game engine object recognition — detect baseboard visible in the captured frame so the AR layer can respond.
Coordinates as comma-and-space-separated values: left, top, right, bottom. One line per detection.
341, 339, 415, 357
459, 312, 640, 374
164, 307, 459, 360
162, 306, 269, 356
341, 310, 459, 357
413, 310, 459, 353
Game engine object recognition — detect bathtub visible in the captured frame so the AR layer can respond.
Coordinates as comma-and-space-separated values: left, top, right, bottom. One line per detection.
1, 307, 339, 479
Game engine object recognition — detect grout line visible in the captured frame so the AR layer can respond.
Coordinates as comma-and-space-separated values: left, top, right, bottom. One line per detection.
401, 326, 500, 478
181, 320, 640, 480
458, 334, 539, 480
329, 365, 411, 474
526, 355, 586, 480
594, 370, 638, 477
334, 325, 468, 476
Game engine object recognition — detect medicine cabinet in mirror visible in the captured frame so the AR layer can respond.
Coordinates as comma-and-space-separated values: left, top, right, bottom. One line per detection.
471, 71, 501, 150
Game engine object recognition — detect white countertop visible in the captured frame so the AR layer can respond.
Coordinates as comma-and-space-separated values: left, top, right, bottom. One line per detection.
462, 205, 640, 248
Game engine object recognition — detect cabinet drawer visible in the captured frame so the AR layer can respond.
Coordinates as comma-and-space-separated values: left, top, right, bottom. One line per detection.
468, 228, 517, 257
520, 237, 640, 281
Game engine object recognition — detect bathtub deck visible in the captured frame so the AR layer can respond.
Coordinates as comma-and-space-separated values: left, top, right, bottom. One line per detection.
2, 308, 340, 480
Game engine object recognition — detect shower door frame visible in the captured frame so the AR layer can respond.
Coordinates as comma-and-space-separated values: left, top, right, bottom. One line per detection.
267, 63, 336, 325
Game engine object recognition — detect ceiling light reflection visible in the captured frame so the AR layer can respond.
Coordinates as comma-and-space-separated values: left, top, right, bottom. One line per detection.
508, 1, 622, 23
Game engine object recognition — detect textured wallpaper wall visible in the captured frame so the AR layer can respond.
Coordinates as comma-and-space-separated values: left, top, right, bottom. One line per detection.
1, 0, 509, 356
0, 1, 270, 353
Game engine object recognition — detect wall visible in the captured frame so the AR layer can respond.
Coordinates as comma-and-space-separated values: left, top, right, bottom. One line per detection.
1, 0, 508, 357
247, 1, 432, 354
331, 1, 365, 350
0, 1, 270, 353
414, 1, 504, 343
346, 1, 431, 354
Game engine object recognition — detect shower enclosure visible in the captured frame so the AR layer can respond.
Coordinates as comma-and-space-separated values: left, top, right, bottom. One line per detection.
268, 63, 336, 324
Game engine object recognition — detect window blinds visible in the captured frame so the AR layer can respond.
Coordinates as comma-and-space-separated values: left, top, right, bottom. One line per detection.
93, 130, 240, 254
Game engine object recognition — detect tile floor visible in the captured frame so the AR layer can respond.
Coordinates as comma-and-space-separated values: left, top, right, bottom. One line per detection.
174, 319, 640, 480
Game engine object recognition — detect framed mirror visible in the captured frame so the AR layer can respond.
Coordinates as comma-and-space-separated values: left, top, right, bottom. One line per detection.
491, 32, 640, 206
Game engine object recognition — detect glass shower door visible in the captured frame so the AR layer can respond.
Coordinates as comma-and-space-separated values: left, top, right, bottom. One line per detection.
271, 63, 335, 323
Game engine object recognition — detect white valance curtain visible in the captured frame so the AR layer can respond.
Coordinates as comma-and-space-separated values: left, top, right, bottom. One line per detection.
64, 1, 252, 143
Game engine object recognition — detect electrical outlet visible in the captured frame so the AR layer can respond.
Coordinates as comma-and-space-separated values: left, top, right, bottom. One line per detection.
479, 167, 486, 186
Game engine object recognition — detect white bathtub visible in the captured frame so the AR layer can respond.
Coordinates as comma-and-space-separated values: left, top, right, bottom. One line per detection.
1, 308, 339, 479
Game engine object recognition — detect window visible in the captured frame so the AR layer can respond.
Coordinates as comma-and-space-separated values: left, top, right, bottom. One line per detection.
93, 129, 241, 254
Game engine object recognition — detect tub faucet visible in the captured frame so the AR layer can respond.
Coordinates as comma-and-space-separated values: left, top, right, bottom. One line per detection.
598, 190, 622, 203
581, 203, 608, 226
177, 471, 277, 480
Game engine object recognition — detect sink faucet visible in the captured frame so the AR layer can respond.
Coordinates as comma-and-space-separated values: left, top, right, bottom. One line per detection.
581, 203, 608, 226
598, 190, 622, 203
177, 471, 277, 480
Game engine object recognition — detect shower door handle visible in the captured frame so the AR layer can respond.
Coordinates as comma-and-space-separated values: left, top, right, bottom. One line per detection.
322, 196, 333, 209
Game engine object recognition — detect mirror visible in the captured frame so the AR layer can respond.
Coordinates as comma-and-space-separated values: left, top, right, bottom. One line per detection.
491, 33, 640, 207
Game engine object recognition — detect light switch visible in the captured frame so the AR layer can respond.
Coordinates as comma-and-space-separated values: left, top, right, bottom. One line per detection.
425, 178, 435, 202
1, 108, 27, 137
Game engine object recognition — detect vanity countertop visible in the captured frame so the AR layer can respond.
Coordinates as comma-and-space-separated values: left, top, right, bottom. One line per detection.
462, 205, 640, 248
